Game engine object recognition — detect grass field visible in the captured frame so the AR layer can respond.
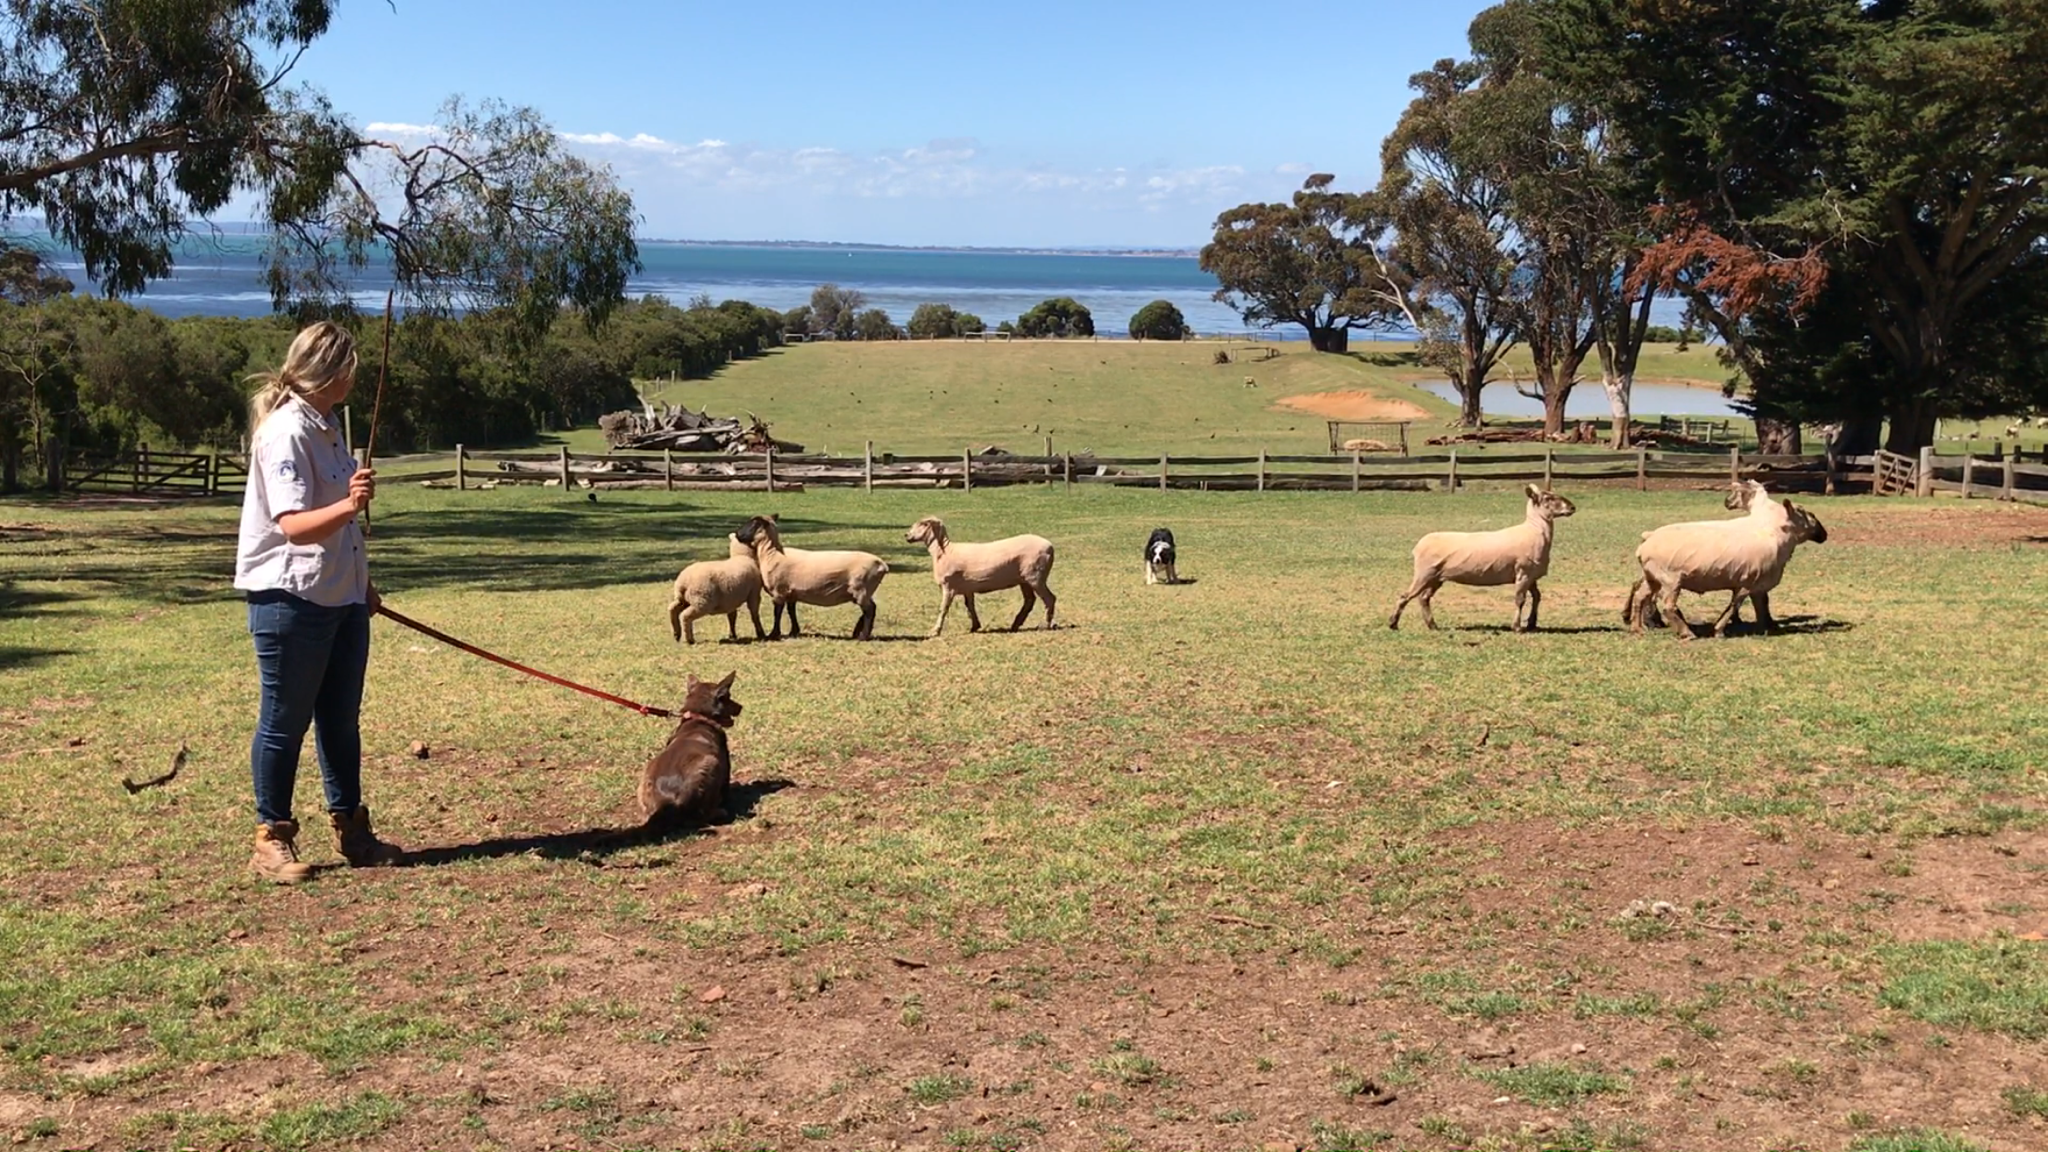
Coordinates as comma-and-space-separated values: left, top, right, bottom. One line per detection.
4, 474, 2046, 1151
616, 340, 1748, 460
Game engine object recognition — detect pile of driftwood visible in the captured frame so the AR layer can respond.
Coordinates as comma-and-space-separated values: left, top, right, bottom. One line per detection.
596, 403, 804, 454
1427, 422, 1603, 447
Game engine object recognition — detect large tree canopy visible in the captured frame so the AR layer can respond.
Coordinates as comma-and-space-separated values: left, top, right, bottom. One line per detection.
1546, 0, 2048, 452
1201, 175, 1401, 353
0, 0, 640, 329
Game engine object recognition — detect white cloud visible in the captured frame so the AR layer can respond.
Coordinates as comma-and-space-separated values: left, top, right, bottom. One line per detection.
1275, 162, 1312, 175
362, 121, 439, 137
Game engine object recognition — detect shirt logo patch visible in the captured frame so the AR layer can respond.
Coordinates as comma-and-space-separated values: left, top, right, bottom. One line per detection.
275, 459, 298, 482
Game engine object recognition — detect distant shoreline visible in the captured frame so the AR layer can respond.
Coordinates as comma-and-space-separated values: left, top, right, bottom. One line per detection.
641, 238, 1204, 258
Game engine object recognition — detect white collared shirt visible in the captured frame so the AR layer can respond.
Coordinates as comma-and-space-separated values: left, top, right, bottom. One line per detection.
233, 394, 369, 606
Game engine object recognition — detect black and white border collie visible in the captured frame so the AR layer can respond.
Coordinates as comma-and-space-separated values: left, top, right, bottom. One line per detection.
1144, 528, 1178, 586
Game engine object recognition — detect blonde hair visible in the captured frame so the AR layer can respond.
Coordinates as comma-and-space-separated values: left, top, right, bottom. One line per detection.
248, 321, 359, 429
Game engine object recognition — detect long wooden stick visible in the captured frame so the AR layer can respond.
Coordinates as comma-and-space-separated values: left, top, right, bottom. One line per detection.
359, 291, 394, 536
364, 289, 394, 463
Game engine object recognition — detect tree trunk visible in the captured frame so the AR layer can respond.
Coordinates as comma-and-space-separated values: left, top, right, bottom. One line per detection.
1450, 372, 1484, 427
1540, 382, 1574, 438
0, 440, 17, 494
1883, 398, 1939, 454
1308, 326, 1349, 353
1754, 417, 1802, 456
1836, 417, 1883, 456
1602, 367, 1632, 447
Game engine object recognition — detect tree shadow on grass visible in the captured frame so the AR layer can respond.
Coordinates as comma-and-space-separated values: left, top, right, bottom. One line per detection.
389, 777, 795, 869
0, 645, 80, 671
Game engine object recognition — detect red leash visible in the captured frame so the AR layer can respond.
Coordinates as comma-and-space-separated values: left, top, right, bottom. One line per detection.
376, 605, 674, 719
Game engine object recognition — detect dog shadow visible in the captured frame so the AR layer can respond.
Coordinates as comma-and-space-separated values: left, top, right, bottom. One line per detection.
391, 778, 796, 868
1154, 577, 1198, 586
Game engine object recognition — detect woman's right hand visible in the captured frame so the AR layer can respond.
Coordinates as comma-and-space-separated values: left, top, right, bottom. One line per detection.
348, 468, 376, 512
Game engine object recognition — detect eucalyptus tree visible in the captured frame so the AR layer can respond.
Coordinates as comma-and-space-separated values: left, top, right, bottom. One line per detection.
1374, 65, 1521, 426
1201, 174, 1402, 353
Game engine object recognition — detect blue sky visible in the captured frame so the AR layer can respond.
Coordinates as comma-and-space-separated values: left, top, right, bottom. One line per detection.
292, 1, 1494, 248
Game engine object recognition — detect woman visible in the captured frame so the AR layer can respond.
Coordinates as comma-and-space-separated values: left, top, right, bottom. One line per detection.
233, 321, 402, 883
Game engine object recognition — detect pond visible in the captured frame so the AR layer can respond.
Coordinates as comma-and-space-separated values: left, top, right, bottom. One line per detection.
1414, 380, 1743, 419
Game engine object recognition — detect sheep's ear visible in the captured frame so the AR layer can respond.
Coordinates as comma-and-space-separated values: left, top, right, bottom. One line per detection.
1525, 484, 1542, 500
717, 670, 736, 691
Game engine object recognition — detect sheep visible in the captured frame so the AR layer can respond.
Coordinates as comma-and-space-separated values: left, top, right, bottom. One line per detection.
1389, 484, 1577, 632
1341, 438, 1393, 453
1707, 480, 1830, 632
668, 534, 766, 645
733, 514, 888, 640
1623, 481, 1819, 640
904, 516, 1056, 636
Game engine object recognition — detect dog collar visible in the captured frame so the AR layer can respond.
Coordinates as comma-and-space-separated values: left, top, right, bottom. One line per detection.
679, 709, 733, 729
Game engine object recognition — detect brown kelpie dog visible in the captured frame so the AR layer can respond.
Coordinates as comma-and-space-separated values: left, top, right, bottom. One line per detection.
638, 671, 740, 832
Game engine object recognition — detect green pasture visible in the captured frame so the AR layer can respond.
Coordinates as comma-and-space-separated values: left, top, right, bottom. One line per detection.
619, 339, 1746, 460
3, 477, 2046, 1150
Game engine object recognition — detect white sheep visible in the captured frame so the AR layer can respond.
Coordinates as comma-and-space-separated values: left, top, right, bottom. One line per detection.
1625, 481, 1818, 639
904, 516, 1057, 636
668, 534, 765, 645
1389, 484, 1578, 632
734, 514, 888, 640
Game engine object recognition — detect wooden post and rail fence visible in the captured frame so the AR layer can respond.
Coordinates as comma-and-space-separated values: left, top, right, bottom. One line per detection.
44, 441, 2048, 505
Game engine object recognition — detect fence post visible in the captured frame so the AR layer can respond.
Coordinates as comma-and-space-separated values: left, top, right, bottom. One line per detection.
1729, 445, 1741, 482
134, 442, 146, 492
1159, 451, 1168, 492
457, 444, 468, 491
206, 449, 221, 496
1257, 448, 1266, 493
1917, 446, 1934, 497
1636, 446, 1647, 492
1351, 449, 1361, 493
1447, 449, 1459, 493
1543, 446, 1554, 489
662, 447, 672, 493
765, 449, 775, 494
1063, 452, 1073, 491
558, 444, 571, 488
1824, 436, 1839, 496
1044, 435, 1053, 460
2003, 452, 2016, 501
962, 447, 972, 493
1960, 454, 1974, 500
864, 441, 874, 493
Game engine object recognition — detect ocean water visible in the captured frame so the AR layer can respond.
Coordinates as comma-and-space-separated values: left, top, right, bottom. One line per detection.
47, 234, 1287, 337
44, 232, 1692, 341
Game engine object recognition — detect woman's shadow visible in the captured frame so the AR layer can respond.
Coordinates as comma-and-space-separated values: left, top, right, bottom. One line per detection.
390, 778, 795, 868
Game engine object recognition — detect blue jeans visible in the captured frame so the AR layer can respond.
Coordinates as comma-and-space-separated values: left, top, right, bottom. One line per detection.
247, 592, 370, 826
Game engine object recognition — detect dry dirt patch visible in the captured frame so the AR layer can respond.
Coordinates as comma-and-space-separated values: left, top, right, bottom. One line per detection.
1275, 390, 1432, 422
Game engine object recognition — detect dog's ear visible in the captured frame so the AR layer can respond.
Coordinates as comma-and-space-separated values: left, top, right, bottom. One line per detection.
768, 512, 779, 523
684, 673, 700, 690
717, 670, 736, 692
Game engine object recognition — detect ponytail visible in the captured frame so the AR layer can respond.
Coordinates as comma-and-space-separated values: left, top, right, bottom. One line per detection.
248, 321, 359, 431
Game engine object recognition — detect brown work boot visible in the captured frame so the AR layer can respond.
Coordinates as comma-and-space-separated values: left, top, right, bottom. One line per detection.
251, 821, 313, 885
331, 805, 403, 867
